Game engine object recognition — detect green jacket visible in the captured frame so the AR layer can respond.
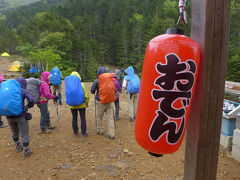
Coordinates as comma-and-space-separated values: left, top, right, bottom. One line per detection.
69, 71, 90, 109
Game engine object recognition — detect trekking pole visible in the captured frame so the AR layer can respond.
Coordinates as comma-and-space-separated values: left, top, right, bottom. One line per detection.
51, 84, 60, 128
94, 94, 97, 129
112, 103, 116, 128
54, 100, 60, 128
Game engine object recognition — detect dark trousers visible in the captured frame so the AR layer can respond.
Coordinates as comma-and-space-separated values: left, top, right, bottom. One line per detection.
114, 98, 120, 119
37, 103, 50, 131
7, 116, 29, 150
71, 108, 86, 135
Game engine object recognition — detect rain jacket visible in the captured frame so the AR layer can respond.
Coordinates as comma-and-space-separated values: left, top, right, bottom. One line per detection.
39, 71, 55, 104
125, 66, 137, 81
91, 67, 107, 101
0, 73, 3, 87
123, 66, 140, 94
69, 72, 90, 109
7, 77, 34, 118
112, 77, 121, 99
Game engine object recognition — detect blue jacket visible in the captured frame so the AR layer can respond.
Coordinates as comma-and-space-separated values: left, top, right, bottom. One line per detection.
7, 77, 34, 118
125, 66, 137, 81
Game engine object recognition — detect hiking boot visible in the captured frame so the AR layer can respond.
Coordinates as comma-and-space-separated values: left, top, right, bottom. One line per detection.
47, 124, 56, 130
59, 101, 63, 105
41, 129, 52, 134
81, 133, 88, 138
16, 143, 23, 153
73, 133, 79, 138
0, 123, 8, 128
97, 131, 104, 135
23, 149, 32, 159
107, 135, 115, 140
115, 117, 120, 121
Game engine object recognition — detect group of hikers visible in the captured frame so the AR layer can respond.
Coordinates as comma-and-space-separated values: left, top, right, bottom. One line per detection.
0, 65, 140, 159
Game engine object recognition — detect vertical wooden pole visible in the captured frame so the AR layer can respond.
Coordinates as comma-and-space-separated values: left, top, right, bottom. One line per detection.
184, 0, 231, 180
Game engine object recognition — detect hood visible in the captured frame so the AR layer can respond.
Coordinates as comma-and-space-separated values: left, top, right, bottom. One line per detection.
41, 71, 51, 83
125, 66, 135, 77
16, 77, 27, 89
97, 67, 107, 77
71, 71, 82, 80
0, 73, 3, 83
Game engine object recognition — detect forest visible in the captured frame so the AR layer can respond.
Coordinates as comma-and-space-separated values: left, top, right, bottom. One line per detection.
0, 0, 239, 81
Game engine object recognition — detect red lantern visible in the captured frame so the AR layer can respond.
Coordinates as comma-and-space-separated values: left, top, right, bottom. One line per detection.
135, 28, 200, 155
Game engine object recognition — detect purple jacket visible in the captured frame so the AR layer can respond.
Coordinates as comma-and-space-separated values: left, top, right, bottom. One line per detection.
39, 71, 55, 104
112, 77, 121, 99
7, 77, 34, 118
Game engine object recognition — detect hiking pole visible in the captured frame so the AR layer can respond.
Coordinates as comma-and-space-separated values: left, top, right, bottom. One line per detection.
94, 94, 97, 129
54, 100, 60, 128
112, 103, 116, 128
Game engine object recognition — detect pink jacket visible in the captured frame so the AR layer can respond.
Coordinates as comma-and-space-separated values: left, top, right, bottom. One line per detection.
39, 71, 55, 104
112, 77, 121, 99
0, 73, 3, 88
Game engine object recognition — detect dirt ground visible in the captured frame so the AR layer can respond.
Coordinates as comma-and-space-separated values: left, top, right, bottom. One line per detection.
0, 57, 14, 74
0, 58, 240, 180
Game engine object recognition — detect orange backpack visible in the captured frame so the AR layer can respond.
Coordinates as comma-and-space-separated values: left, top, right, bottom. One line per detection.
99, 73, 116, 104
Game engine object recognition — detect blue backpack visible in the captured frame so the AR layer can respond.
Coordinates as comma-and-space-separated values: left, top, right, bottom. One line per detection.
65, 75, 85, 106
0, 79, 22, 116
50, 67, 61, 86
127, 75, 140, 93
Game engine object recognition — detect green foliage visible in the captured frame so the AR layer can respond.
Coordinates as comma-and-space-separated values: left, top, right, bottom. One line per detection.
28, 48, 61, 71
62, 67, 76, 77
226, 54, 240, 81
0, 0, 239, 81
227, 0, 240, 82
0, 0, 40, 12
163, 0, 178, 18
16, 43, 38, 56
39, 31, 72, 58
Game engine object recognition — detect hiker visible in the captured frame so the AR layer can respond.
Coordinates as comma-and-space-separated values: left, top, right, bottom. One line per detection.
38, 71, 59, 134
122, 66, 140, 121
111, 73, 121, 120
115, 69, 124, 89
66, 72, 89, 137
50, 67, 63, 105
0, 73, 7, 128
6, 77, 34, 159
91, 67, 116, 139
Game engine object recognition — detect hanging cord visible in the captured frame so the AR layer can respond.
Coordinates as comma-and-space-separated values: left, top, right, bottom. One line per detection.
176, 0, 187, 26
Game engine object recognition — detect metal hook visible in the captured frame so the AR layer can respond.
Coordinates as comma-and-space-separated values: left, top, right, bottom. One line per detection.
177, 0, 187, 26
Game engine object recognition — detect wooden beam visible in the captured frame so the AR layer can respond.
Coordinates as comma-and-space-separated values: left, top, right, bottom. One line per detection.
184, 0, 231, 179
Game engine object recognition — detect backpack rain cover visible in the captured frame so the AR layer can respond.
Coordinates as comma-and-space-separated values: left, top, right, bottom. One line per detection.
65, 75, 85, 106
127, 75, 140, 93
50, 67, 61, 86
99, 73, 116, 104
0, 79, 22, 116
26, 78, 42, 104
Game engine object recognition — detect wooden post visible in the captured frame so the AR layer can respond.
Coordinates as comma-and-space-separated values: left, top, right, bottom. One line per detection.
184, 0, 231, 179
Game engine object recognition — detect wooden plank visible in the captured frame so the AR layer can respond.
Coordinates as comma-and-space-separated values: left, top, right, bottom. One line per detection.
184, 0, 231, 179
